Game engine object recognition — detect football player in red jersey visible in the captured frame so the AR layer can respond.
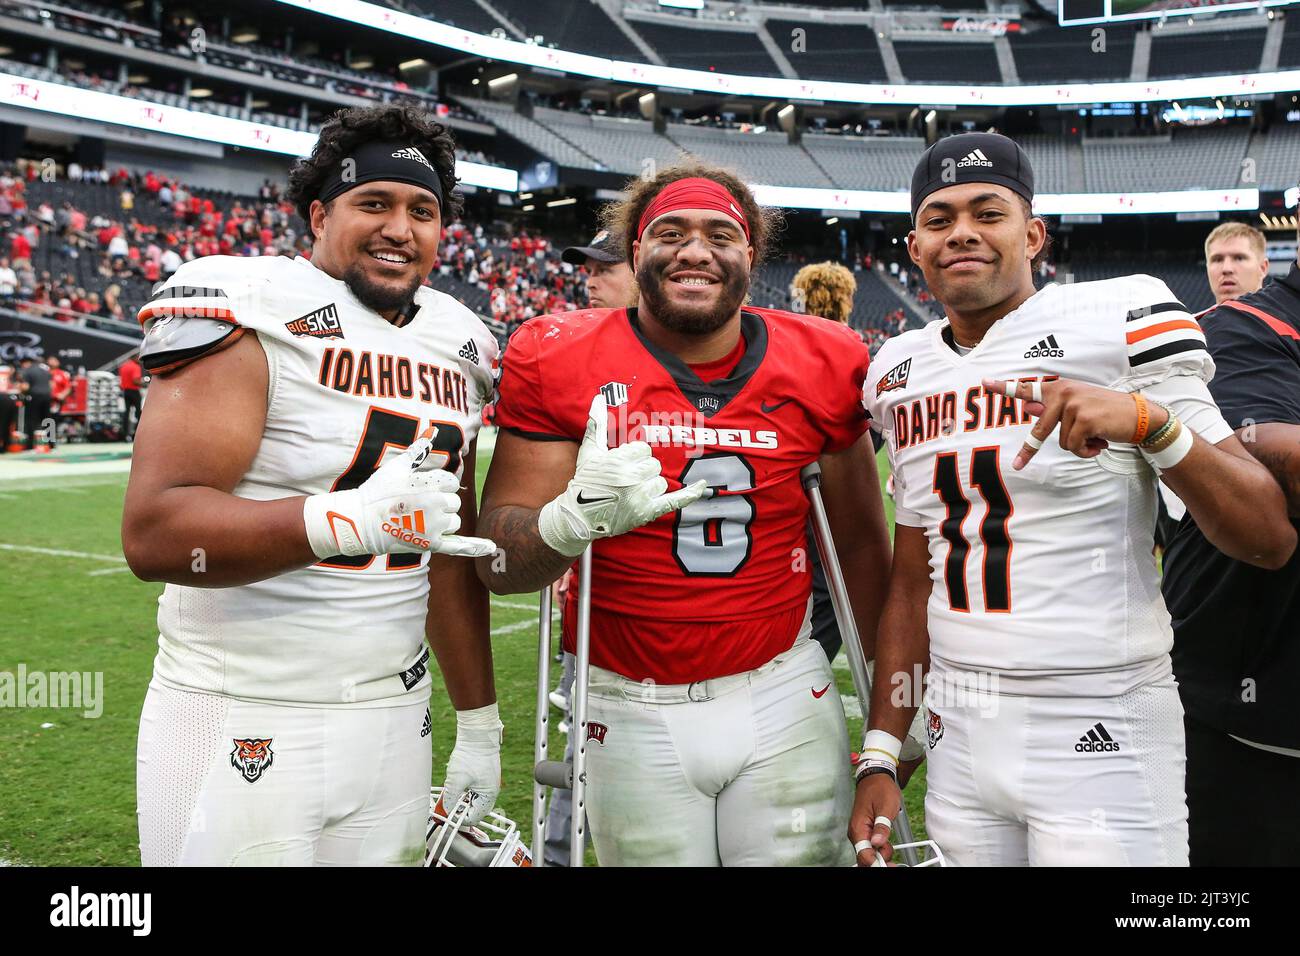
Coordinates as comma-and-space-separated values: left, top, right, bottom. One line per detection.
477, 164, 891, 866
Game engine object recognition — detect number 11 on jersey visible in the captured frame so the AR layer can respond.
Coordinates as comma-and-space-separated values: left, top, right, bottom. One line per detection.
931, 447, 1014, 613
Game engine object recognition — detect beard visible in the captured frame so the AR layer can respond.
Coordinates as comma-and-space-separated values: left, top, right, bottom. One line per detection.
341, 260, 423, 316
637, 258, 749, 335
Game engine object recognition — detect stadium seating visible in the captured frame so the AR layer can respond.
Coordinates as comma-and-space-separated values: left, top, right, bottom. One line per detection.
764, 20, 889, 83
1248, 123, 1300, 191
665, 125, 834, 187
1010, 135, 1079, 195
1147, 28, 1266, 79
403, 0, 503, 34
1065, 258, 1214, 314
1280, 12, 1300, 70
489, 0, 644, 60
624, 20, 786, 77
1009, 24, 1136, 83
1082, 128, 1251, 193
532, 109, 686, 177
459, 98, 603, 170
800, 135, 923, 192
893, 40, 1001, 85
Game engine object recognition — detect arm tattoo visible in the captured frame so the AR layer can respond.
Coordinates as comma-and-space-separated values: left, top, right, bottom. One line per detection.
1251, 449, 1300, 518
476, 504, 573, 594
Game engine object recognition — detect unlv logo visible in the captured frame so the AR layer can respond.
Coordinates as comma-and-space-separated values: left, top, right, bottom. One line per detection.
10, 82, 38, 102
230, 737, 274, 783
140, 106, 165, 125
586, 722, 609, 746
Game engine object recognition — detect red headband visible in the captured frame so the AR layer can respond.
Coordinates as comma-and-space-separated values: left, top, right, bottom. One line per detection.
636, 177, 751, 243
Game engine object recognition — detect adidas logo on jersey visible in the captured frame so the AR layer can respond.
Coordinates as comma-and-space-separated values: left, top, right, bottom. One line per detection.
1024, 334, 1064, 359
458, 339, 479, 363
421, 709, 432, 738
958, 148, 994, 168
1075, 722, 1120, 753
392, 146, 435, 172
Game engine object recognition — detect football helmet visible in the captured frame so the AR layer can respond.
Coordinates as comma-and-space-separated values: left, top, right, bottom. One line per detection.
425, 787, 532, 868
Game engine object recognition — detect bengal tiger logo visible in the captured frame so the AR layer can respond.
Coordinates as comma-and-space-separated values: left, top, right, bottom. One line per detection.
230, 737, 274, 783
926, 711, 944, 750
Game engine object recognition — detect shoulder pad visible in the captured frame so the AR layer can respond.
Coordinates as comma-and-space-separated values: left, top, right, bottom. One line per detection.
140, 314, 244, 375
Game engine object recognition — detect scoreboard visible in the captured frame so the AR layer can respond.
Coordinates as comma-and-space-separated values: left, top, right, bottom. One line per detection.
1059, 0, 1296, 26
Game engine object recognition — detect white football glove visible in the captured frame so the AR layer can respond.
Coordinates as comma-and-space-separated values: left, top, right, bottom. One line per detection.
440, 703, 503, 827
302, 426, 496, 560
538, 393, 707, 558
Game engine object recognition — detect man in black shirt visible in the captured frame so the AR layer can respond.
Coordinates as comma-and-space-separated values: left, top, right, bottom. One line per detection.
16, 358, 51, 450
1163, 230, 1300, 866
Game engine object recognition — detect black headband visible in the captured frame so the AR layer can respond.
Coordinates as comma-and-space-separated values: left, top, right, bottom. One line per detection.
318, 140, 445, 208
911, 132, 1034, 223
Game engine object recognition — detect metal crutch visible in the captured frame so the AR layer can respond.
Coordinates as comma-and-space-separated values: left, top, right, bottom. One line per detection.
801, 461, 921, 867
531, 547, 593, 867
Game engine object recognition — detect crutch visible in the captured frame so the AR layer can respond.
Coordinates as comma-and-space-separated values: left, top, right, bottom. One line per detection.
801, 461, 921, 867
531, 547, 593, 867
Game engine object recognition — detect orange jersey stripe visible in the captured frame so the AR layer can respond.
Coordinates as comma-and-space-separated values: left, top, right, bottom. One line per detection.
1125, 319, 1202, 345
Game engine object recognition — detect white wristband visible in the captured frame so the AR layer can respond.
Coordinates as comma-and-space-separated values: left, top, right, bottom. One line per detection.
302, 490, 362, 559
861, 729, 902, 768
1141, 422, 1194, 473
456, 702, 503, 742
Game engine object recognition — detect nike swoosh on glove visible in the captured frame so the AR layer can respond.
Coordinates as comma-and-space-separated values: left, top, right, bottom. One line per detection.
302, 426, 497, 560
537, 392, 707, 557
441, 703, 503, 827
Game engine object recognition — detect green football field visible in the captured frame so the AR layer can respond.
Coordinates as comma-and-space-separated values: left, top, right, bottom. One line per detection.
0, 437, 925, 866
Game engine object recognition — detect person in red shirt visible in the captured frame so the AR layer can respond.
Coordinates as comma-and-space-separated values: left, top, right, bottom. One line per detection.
119, 355, 143, 440
479, 167, 890, 866
10, 230, 30, 265
48, 356, 71, 412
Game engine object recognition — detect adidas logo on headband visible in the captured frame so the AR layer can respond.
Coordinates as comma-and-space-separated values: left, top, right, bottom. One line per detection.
958, 149, 994, 169
392, 147, 434, 172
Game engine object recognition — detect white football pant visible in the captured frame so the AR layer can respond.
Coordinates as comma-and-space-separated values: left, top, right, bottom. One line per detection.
137, 680, 431, 866
923, 669, 1189, 866
583, 637, 855, 867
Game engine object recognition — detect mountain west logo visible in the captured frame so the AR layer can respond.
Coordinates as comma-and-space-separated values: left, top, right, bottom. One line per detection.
230, 737, 274, 783
458, 339, 480, 363
1024, 334, 1064, 359
600, 381, 629, 408
958, 148, 994, 168
876, 357, 912, 397
392, 146, 435, 172
285, 303, 343, 339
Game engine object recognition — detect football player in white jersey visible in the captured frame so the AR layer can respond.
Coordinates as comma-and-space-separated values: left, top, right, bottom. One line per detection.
124, 104, 504, 866
850, 133, 1295, 867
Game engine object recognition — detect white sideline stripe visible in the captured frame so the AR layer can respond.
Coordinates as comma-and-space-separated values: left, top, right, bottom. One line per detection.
87, 566, 133, 576
490, 598, 546, 612
491, 618, 542, 636
0, 543, 125, 563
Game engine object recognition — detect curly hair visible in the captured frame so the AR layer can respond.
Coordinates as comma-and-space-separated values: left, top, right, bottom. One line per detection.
792, 261, 856, 324
285, 102, 463, 235
599, 162, 785, 267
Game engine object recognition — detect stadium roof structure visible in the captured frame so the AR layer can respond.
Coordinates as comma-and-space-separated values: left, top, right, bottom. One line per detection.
271, 0, 1300, 108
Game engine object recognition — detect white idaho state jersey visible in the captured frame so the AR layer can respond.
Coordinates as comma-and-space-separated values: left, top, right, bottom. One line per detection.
865, 275, 1232, 696
142, 256, 497, 705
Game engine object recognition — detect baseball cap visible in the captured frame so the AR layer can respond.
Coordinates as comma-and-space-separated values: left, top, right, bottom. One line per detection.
561, 229, 624, 266
910, 132, 1035, 223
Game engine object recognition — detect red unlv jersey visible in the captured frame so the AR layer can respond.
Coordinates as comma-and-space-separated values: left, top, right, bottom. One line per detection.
494, 306, 871, 683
